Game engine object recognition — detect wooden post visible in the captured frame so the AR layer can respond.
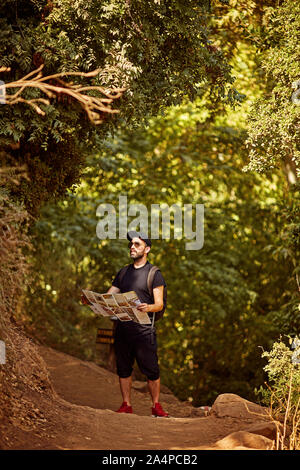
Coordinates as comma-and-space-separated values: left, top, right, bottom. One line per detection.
96, 324, 116, 372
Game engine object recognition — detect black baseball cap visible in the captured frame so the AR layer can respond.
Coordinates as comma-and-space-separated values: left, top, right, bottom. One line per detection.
127, 230, 152, 247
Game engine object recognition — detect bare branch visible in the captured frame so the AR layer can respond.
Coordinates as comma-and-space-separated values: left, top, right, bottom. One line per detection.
0, 65, 127, 124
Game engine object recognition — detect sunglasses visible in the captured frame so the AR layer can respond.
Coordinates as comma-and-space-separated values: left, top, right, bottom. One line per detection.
128, 241, 144, 248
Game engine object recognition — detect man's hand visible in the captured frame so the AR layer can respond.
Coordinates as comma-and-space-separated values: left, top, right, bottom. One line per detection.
137, 285, 164, 313
81, 294, 89, 305
137, 303, 152, 312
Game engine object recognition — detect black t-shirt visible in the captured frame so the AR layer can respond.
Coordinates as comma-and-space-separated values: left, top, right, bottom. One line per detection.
112, 261, 166, 305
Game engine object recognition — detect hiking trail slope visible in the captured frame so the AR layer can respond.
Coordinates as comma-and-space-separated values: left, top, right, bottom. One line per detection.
2, 345, 276, 450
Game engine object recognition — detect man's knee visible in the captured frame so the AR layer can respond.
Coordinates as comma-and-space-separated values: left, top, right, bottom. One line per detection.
146, 372, 160, 381
118, 373, 132, 379
117, 368, 133, 378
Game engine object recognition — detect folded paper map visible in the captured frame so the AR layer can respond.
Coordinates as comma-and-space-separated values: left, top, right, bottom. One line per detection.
81, 289, 151, 324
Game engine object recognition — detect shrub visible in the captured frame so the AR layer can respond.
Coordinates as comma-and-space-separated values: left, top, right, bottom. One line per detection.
257, 337, 300, 450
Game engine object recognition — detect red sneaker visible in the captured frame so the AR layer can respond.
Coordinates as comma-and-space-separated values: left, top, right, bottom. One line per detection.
151, 402, 169, 418
116, 402, 133, 413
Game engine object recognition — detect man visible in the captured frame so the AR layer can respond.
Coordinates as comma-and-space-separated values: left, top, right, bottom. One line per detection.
107, 230, 169, 418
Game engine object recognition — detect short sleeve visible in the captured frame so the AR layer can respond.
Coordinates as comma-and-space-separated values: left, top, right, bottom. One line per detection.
152, 270, 166, 289
112, 269, 122, 288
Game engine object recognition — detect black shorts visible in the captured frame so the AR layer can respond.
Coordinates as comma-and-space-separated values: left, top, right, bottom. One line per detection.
114, 322, 160, 381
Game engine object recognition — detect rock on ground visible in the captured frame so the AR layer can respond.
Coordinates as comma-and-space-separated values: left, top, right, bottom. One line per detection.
211, 393, 269, 420
213, 431, 274, 450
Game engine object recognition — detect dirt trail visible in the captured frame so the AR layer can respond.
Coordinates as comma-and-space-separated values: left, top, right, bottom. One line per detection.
9, 345, 267, 450
3, 345, 273, 450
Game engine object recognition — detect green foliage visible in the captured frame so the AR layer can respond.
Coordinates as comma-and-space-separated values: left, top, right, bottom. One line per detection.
256, 337, 300, 449
25, 194, 107, 358
26, 95, 290, 404
240, 0, 300, 343
260, 186, 300, 336
3, 0, 299, 408
259, 337, 300, 403
245, 0, 300, 178
0, 0, 239, 216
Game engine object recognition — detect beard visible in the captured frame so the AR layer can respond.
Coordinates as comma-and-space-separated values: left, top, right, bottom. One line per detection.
130, 251, 144, 260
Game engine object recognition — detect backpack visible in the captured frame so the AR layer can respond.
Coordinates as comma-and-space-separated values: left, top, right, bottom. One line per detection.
118, 264, 167, 323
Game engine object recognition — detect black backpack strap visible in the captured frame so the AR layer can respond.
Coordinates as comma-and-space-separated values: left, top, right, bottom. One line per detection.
147, 266, 160, 329
147, 265, 159, 296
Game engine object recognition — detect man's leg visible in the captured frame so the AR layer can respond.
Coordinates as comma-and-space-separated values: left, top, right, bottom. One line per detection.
135, 331, 160, 406
135, 332, 168, 416
114, 324, 134, 411
147, 377, 160, 406
148, 377, 169, 417
119, 375, 132, 406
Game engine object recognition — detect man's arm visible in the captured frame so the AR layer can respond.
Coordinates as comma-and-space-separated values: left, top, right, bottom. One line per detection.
137, 285, 164, 313
106, 286, 121, 294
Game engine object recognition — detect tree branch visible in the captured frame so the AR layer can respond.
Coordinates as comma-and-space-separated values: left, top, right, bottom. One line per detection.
0, 65, 127, 125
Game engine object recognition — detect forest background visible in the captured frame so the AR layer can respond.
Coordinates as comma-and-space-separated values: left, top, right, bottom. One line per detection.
0, 0, 299, 408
